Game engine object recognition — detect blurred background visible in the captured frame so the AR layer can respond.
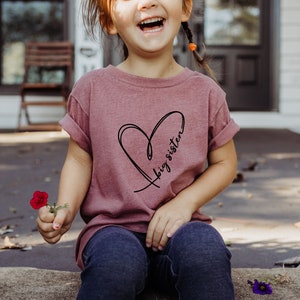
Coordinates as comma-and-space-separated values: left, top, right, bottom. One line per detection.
0, 0, 298, 131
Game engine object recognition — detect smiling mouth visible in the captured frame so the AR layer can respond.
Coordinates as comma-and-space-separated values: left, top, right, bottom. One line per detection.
138, 17, 165, 31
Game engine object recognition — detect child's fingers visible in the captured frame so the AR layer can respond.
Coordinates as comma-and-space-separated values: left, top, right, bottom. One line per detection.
40, 231, 63, 244
38, 206, 55, 223
36, 218, 64, 244
145, 215, 159, 249
36, 207, 55, 234
36, 207, 68, 244
156, 231, 169, 250
166, 219, 184, 239
52, 208, 68, 231
36, 216, 53, 233
146, 215, 169, 251
36, 217, 60, 244
154, 219, 184, 250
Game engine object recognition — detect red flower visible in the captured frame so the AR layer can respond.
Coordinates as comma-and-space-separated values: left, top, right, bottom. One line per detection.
30, 190, 68, 215
30, 191, 48, 210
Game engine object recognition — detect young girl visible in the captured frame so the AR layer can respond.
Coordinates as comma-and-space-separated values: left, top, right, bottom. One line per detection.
37, 0, 239, 299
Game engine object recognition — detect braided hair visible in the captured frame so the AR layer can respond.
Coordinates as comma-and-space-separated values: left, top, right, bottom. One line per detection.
181, 21, 217, 82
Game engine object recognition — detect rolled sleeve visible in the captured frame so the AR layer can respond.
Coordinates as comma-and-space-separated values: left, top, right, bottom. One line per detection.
59, 89, 92, 155
208, 87, 240, 152
208, 118, 240, 151
59, 113, 91, 155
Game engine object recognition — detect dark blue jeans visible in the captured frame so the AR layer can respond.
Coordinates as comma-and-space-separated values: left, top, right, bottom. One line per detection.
77, 222, 234, 300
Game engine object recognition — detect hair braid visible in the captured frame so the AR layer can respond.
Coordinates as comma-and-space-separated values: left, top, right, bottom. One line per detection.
181, 22, 217, 82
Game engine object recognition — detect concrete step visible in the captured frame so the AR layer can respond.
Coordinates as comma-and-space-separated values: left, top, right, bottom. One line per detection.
0, 267, 299, 299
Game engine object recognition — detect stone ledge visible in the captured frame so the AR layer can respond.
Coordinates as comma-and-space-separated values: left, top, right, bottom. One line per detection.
0, 267, 299, 299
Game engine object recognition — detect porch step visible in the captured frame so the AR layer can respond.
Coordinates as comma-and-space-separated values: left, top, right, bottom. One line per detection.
0, 267, 299, 300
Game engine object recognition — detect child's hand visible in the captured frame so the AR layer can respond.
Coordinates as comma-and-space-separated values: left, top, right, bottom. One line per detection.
146, 197, 194, 251
36, 205, 72, 244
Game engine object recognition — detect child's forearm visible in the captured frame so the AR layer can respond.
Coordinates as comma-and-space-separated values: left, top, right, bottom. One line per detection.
177, 139, 237, 213
56, 138, 93, 221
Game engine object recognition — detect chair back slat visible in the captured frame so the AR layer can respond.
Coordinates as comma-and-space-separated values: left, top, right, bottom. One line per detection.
24, 42, 73, 68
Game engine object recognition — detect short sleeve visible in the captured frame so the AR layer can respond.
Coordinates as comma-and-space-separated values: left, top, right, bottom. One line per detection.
59, 85, 92, 155
207, 86, 240, 152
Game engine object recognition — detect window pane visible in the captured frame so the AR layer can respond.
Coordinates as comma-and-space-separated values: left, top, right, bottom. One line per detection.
2, 1, 64, 85
204, 0, 260, 46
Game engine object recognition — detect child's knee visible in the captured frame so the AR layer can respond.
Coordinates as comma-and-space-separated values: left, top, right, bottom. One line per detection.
170, 222, 231, 266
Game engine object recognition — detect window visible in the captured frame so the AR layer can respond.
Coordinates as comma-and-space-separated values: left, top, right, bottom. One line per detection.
0, 0, 67, 93
204, 0, 260, 46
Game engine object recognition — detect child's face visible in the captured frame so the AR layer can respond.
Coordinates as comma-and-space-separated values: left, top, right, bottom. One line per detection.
109, 0, 192, 55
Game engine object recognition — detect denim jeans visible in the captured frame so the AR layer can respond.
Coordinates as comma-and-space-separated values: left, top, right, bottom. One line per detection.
77, 222, 234, 300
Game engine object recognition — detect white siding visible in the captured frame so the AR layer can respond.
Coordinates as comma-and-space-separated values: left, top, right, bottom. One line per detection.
279, 0, 300, 116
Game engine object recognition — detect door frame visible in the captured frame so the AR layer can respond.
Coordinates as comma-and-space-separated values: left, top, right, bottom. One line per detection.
269, 0, 280, 112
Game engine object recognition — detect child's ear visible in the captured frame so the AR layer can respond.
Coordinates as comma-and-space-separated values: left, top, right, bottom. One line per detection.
182, 0, 193, 22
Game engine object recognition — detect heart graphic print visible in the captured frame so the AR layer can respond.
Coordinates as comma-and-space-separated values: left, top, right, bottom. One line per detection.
118, 111, 185, 192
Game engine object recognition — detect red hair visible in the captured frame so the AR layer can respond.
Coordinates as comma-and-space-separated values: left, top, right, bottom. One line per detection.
82, 0, 113, 36
97, 0, 114, 32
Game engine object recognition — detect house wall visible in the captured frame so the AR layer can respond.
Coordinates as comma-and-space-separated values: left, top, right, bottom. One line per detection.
0, 0, 299, 131
279, 0, 300, 114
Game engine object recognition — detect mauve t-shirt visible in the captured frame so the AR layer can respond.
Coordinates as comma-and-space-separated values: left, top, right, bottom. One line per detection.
60, 65, 240, 269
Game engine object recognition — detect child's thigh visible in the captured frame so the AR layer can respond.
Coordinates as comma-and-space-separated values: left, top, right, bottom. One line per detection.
82, 226, 149, 271
78, 227, 149, 299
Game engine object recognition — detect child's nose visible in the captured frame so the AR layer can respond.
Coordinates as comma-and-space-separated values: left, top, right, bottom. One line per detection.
137, 0, 158, 11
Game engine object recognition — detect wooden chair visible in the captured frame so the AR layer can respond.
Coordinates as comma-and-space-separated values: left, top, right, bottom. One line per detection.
18, 41, 73, 131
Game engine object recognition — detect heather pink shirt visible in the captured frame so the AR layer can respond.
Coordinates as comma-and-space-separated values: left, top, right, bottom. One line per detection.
60, 65, 240, 269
